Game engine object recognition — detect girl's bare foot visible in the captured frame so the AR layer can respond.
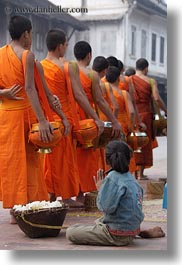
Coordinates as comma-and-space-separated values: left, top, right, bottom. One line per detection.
139, 226, 165, 238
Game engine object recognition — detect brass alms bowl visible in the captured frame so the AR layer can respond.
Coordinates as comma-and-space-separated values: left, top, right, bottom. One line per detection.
127, 131, 149, 153
72, 119, 98, 148
29, 121, 64, 153
97, 121, 113, 147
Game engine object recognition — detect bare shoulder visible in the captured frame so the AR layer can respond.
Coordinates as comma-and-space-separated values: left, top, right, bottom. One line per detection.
35, 60, 44, 73
90, 69, 100, 82
25, 50, 35, 63
68, 61, 79, 76
100, 81, 107, 93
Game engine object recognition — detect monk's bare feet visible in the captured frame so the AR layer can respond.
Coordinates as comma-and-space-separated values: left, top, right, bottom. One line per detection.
63, 198, 84, 208
76, 192, 85, 204
139, 226, 165, 238
138, 174, 148, 180
49, 193, 56, 202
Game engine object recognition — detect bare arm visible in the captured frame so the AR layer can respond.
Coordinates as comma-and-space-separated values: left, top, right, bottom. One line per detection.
151, 79, 167, 115
0, 84, 23, 100
36, 61, 70, 136
126, 91, 135, 131
100, 82, 119, 118
25, 51, 53, 143
68, 62, 104, 136
92, 72, 122, 138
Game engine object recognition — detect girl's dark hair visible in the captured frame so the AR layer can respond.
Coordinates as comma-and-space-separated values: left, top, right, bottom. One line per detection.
106, 140, 132, 173
9, 15, 32, 40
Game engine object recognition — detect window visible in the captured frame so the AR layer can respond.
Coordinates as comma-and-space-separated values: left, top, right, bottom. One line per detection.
160, 36, 165, 64
141, 30, 147, 58
100, 31, 116, 56
35, 32, 44, 52
151, 33, 157, 62
131, 25, 136, 56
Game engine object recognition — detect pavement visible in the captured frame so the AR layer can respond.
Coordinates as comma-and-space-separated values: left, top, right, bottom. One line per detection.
0, 137, 167, 251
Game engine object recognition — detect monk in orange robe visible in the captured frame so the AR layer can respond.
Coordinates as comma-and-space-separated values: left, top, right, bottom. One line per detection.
76, 71, 102, 192
103, 57, 146, 132
0, 16, 56, 212
130, 58, 167, 179
41, 30, 104, 205
105, 66, 137, 172
118, 76, 129, 91
92, 56, 119, 172
118, 59, 130, 92
74, 42, 122, 199
41, 58, 80, 202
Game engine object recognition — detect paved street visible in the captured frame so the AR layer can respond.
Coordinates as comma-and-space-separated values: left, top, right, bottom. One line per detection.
0, 137, 167, 251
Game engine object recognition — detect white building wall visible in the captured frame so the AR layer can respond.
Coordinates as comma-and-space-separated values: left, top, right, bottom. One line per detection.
126, 8, 167, 77
59, 0, 167, 78
65, 20, 125, 64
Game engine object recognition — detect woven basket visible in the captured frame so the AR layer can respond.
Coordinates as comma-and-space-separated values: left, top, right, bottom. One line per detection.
146, 181, 165, 199
12, 206, 68, 238
84, 191, 98, 211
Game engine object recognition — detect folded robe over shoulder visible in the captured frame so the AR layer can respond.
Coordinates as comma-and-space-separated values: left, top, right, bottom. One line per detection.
41, 59, 80, 199
0, 45, 48, 208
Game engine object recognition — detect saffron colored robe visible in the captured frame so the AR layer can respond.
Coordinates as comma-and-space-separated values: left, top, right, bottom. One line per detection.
41, 59, 80, 199
130, 75, 154, 167
102, 83, 136, 172
118, 76, 129, 92
76, 71, 101, 192
0, 45, 48, 208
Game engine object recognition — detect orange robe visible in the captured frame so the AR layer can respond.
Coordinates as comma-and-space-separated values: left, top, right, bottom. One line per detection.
41, 59, 80, 199
102, 84, 136, 172
130, 75, 154, 167
118, 76, 129, 92
76, 71, 101, 192
0, 45, 48, 208
99, 81, 113, 121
